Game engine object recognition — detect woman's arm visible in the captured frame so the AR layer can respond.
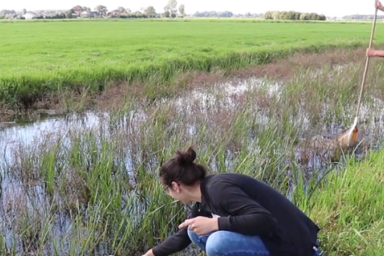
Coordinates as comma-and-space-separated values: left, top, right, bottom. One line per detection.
211, 181, 278, 237
367, 48, 384, 58
376, 0, 384, 12
149, 203, 212, 256
151, 228, 191, 256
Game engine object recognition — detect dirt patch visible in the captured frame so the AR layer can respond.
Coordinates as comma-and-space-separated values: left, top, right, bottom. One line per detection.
0, 47, 366, 123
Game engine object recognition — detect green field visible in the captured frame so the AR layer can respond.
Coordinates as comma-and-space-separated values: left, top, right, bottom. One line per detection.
0, 19, 383, 104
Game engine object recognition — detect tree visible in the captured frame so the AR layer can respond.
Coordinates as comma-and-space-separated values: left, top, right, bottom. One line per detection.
72, 5, 83, 16
83, 6, 91, 12
133, 11, 144, 18
299, 13, 310, 20
118, 7, 127, 14
272, 11, 280, 19
164, 0, 177, 18
178, 4, 185, 17
145, 6, 156, 18
163, 10, 170, 18
218, 11, 233, 17
65, 11, 73, 18
22, 9, 27, 15
209, 11, 217, 17
95, 5, 107, 17
263, 11, 273, 19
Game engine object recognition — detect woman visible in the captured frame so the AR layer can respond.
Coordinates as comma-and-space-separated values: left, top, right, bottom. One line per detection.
142, 147, 321, 256
367, 1, 384, 57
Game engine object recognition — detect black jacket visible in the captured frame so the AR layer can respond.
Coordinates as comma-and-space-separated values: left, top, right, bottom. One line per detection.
152, 173, 320, 256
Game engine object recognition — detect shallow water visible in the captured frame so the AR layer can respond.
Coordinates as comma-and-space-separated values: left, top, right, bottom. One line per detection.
1, 75, 384, 194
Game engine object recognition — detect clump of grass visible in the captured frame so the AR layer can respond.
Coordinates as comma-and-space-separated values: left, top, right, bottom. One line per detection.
294, 150, 384, 256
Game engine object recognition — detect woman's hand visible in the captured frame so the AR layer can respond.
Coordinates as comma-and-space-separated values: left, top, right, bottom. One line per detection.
178, 216, 219, 235
141, 249, 155, 256
367, 47, 376, 57
376, 0, 384, 11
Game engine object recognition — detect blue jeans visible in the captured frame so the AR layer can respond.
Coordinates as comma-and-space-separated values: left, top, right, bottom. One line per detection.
187, 229, 321, 256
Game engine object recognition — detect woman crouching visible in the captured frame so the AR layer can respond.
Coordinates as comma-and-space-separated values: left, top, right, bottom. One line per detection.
141, 146, 321, 256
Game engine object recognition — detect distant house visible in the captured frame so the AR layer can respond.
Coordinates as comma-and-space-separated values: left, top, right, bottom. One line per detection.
90, 11, 100, 18
23, 11, 38, 19
80, 11, 100, 18
80, 11, 89, 18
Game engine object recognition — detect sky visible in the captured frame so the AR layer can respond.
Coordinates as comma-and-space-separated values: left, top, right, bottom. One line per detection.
0, 0, 381, 18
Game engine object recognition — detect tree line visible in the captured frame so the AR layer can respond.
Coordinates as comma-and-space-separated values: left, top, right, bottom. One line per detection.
263, 11, 326, 21
1, 3, 327, 21
342, 14, 384, 20
0, 0, 185, 19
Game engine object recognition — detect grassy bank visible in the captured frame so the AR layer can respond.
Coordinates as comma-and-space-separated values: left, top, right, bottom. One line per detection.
1, 19, 383, 106
295, 150, 384, 256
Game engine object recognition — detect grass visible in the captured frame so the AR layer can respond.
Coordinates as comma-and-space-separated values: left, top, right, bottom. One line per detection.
1, 57, 384, 255
295, 150, 384, 256
1, 19, 384, 106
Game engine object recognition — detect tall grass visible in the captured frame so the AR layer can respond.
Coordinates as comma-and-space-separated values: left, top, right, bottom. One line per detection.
294, 150, 384, 256
1, 19, 383, 105
0, 56, 384, 255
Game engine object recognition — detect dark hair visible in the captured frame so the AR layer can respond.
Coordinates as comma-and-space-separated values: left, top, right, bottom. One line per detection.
159, 146, 207, 187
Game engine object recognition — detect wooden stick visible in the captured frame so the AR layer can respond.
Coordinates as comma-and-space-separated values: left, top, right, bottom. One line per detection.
355, 7, 378, 120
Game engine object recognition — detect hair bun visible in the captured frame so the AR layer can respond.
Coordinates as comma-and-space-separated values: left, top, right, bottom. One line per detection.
176, 146, 196, 165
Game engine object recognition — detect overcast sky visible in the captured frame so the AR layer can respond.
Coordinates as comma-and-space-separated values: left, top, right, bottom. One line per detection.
0, 0, 381, 17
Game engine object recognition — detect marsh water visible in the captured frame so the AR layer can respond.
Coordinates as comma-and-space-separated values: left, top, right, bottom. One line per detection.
1, 74, 384, 255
